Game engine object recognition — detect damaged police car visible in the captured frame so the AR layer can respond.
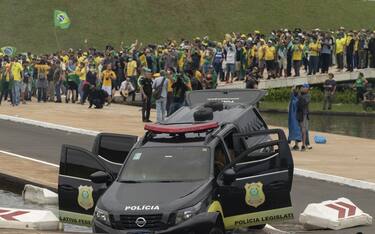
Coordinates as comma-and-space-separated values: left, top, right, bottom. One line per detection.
58, 89, 294, 234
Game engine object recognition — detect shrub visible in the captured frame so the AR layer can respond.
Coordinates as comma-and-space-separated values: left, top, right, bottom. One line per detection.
263, 87, 356, 103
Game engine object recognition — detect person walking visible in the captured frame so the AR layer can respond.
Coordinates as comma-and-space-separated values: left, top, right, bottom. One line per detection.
152, 72, 168, 123
101, 63, 116, 106
353, 72, 368, 104
288, 87, 302, 150
11, 58, 23, 106
138, 68, 153, 122
322, 73, 336, 110
297, 83, 311, 151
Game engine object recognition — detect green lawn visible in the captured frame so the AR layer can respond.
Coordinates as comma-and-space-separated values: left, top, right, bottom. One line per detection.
260, 101, 370, 113
1, 0, 375, 53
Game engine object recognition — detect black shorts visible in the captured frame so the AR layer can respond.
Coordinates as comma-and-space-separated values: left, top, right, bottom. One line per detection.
67, 81, 78, 90
266, 60, 274, 70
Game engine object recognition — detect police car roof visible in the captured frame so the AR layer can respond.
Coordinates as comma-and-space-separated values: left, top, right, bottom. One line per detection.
163, 103, 250, 126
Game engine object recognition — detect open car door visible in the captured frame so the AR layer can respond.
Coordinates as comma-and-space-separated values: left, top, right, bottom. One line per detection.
216, 129, 294, 230
58, 145, 111, 226
58, 133, 137, 226
92, 133, 138, 177
186, 89, 266, 107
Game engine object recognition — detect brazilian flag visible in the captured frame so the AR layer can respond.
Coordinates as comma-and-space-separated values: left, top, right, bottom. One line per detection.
1, 46, 17, 57
54, 10, 71, 29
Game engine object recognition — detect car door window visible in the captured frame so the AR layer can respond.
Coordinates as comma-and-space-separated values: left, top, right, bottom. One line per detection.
214, 141, 230, 177
66, 147, 106, 179
92, 133, 138, 164
223, 131, 237, 161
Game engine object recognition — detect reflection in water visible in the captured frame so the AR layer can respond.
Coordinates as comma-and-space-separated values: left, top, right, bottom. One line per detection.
261, 112, 375, 139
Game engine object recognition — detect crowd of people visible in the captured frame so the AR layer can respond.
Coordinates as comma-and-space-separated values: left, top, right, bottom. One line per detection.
1, 27, 375, 122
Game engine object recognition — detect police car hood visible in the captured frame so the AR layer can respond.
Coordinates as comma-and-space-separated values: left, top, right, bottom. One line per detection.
101, 180, 210, 214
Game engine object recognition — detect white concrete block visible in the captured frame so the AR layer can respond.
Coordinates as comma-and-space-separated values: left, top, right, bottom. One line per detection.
22, 184, 58, 205
0, 207, 61, 231
299, 197, 372, 230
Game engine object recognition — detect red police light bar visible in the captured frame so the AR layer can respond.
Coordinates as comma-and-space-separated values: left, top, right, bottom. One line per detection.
144, 121, 219, 134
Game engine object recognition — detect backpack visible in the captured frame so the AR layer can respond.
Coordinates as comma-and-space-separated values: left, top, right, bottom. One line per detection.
152, 77, 166, 100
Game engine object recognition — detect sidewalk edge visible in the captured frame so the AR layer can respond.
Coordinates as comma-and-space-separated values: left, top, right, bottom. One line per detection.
0, 114, 99, 136
294, 168, 375, 191
1, 113, 375, 192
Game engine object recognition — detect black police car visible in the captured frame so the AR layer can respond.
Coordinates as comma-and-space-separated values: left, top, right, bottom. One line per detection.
58, 89, 294, 234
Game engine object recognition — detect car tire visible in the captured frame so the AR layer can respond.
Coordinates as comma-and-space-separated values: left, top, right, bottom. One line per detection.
204, 101, 224, 111
194, 107, 214, 121
208, 226, 224, 234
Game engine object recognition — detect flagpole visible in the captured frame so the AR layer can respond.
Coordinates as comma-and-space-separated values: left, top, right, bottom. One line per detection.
54, 27, 61, 51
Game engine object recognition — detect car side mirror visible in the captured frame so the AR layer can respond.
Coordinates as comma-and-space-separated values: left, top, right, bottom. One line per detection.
90, 171, 111, 184
223, 168, 236, 185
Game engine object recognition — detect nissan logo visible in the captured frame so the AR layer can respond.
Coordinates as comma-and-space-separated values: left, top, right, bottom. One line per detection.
135, 217, 147, 228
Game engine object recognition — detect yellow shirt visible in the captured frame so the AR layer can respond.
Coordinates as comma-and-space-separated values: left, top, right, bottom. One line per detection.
292, 44, 303, 61
309, 42, 321, 56
336, 38, 346, 54
11, 62, 23, 81
76, 66, 86, 81
195, 70, 202, 81
78, 56, 86, 64
126, 60, 137, 77
139, 54, 147, 68
167, 78, 173, 92
264, 46, 276, 61
257, 45, 266, 60
102, 70, 116, 87
35, 64, 50, 77
94, 56, 102, 65
62, 55, 69, 64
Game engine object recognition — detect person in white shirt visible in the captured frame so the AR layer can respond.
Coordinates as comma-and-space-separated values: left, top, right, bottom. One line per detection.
152, 72, 169, 122
119, 77, 135, 102
224, 42, 236, 83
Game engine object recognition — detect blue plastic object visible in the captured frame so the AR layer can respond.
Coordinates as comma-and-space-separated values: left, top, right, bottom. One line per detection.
314, 135, 327, 144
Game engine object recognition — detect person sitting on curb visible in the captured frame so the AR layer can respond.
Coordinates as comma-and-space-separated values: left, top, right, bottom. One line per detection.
119, 77, 135, 103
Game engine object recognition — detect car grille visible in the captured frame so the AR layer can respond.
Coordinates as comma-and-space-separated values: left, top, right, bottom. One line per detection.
110, 214, 165, 230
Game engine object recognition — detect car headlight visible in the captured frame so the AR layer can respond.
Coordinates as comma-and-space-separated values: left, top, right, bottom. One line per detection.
175, 202, 202, 225
94, 207, 111, 226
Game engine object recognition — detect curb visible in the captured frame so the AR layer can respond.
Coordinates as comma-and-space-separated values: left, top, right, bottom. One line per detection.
1, 113, 375, 192
0, 171, 57, 193
0, 114, 99, 136
294, 168, 375, 192
259, 108, 375, 117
